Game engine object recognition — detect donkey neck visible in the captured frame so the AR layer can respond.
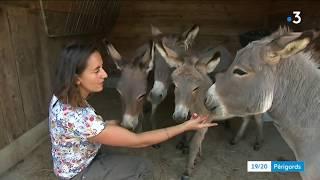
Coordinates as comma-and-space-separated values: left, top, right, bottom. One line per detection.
270, 52, 320, 157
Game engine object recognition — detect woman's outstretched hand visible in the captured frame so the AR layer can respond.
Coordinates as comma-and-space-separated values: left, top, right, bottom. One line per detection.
183, 113, 218, 131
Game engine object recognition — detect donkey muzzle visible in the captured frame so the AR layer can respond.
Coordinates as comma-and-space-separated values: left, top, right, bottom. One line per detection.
121, 114, 139, 130
173, 105, 190, 122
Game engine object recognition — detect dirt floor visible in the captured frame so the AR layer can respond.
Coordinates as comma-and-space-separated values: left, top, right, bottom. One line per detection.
0, 86, 301, 180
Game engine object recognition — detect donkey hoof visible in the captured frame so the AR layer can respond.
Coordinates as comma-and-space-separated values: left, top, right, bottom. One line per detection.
229, 139, 237, 145
176, 142, 188, 150
181, 175, 190, 180
181, 172, 190, 180
277, 156, 289, 161
182, 147, 189, 154
223, 121, 231, 129
195, 156, 201, 165
176, 142, 184, 150
253, 143, 262, 151
152, 144, 161, 149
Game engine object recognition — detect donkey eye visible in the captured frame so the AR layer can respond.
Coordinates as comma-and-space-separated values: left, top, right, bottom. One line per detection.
192, 87, 199, 93
233, 68, 247, 76
137, 93, 146, 100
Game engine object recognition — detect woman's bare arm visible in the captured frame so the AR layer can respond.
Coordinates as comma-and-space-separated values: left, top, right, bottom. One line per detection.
89, 114, 217, 148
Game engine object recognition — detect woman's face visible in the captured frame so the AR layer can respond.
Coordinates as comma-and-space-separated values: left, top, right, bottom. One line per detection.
77, 51, 108, 98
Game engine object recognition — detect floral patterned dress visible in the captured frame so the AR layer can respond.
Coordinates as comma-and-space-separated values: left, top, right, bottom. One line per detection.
49, 95, 105, 179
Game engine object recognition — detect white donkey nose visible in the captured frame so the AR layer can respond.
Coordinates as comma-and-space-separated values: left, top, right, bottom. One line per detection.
149, 81, 167, 103
121, 114, 139, 130
173, 104, 189, 122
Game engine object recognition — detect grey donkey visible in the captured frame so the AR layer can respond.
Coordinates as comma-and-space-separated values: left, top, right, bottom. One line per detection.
104, 40, 154, 131
205, 27, 320, 180
156, 44, 264, 179
209, 46, 265, 150
156, 36, 265, 151
155, 43, 221, 179
103, 24, 199, 132
148, 25, 199, 131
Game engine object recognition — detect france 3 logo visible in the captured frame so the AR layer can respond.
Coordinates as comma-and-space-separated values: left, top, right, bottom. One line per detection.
287, 11, 302, 24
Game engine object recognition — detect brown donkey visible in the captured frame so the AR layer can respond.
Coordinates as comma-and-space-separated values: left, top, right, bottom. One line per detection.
104, 40, 154, 131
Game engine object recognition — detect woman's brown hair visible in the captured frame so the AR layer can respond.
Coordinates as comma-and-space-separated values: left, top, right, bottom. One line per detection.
53, 42, 98, 107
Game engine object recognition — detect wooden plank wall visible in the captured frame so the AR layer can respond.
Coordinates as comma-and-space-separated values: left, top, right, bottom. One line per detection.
0, 6, 26, 148
108, 0, 320, 57
268, 1, 320, 31
0, 5, 57, 149
108, 0, 271, 57
0, 3, 103, 150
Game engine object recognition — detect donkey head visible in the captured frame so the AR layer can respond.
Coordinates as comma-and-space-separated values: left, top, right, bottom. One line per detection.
205, 27, 317, 119
148, 25, 199, 108
156, 43, 220, 122
104, 40, 154, 130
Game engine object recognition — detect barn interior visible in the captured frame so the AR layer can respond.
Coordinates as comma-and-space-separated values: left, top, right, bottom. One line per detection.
0, 0, 319, 179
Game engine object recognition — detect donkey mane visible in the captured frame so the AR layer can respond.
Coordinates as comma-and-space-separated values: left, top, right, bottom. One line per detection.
270, 26, 293, 39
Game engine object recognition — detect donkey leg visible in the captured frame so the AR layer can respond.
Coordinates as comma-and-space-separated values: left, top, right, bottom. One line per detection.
150, 104, 158, 130
150, 104, 162, 149
176, 134, 187, 150
253, 114, 264, 151
184, 128, 208, 178
150, 117, 161, 149
176, 132, 194, 154
230, 116, 251, 145
135, 119, 143, 133
176, 131, 194, 154
182, 131, 195, 154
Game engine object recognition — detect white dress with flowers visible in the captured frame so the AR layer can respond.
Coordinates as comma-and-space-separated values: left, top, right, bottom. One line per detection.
49, 95, 105, 179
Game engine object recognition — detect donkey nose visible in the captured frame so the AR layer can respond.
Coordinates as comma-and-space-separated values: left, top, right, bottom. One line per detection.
150, 91, 162, 102
120, 122, 132, 130
172, 114, 181, 122
158, 94, 163, 101
173, 113, 187, 123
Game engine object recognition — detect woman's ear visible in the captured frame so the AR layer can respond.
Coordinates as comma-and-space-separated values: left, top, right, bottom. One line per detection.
75, 75, 81, 85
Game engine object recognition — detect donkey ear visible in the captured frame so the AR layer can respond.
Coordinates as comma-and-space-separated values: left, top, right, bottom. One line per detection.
265, 32, 311, 64
155, 41, 183, 68
103, 40, 124, 70
180, 25, 199, 50
197, 48, 221, 73
140, 40, 155, 74
151, 24, 162, 36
